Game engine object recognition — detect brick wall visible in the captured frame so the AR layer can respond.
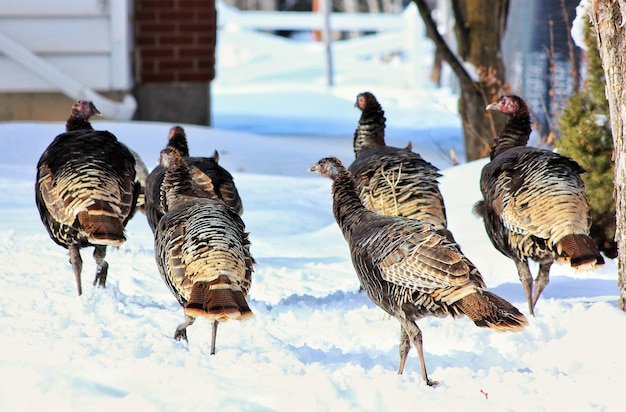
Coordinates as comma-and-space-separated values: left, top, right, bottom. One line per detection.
135, 0, 216, 84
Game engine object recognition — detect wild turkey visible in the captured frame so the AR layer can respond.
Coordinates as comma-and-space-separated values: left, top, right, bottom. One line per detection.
154, 147, 254, 354
144, 125, 243, 233
129, 150, 149, 215
474, 95, 604, 315
308, 156, 527, 386
65, 100, 149, 215
65, 100, 99, 132
35, 103, 140, 295
348, 92, 455, 242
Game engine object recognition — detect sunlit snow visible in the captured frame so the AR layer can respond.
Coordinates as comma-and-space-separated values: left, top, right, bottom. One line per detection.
0, 4, 624, 411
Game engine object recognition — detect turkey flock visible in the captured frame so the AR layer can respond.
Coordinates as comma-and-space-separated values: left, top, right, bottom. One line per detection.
34, 94, 603, 385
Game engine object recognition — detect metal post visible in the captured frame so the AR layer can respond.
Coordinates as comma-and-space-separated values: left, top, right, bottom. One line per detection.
320, 0, 334, 87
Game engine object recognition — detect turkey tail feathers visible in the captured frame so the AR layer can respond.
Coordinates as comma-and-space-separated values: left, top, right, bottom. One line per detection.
557, 234, 605, 269
185, 276, 253, 322
77, 209, 126, 246
457, 290, 528, 332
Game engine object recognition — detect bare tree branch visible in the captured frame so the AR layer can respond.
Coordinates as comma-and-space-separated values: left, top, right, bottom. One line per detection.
561, 0, 579, 93
450, 0, 468, 59
411, 0, 475, 89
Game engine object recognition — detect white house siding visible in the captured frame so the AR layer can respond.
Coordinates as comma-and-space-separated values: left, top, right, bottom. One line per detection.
0, 0, 132, 93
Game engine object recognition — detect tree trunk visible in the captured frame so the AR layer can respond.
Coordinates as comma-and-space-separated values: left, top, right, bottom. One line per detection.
455, 0, 510, 160
413, 0, 509, 161
591, 0, 626, 310
430, 48, 443, 86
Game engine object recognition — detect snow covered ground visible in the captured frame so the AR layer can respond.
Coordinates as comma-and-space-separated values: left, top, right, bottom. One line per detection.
0, 7, 625, 412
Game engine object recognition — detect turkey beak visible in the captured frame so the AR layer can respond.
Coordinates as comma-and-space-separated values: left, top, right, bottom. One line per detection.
486, 102, 501, 111
89, 102, 102, 117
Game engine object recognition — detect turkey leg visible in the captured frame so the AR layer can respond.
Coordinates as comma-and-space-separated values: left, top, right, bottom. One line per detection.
92, 245, 108, 288
515, 260, 535, 315
397, 326, 411, 375
69, 245, 83, 295
401, 319, 438, 386
174, 314, 196, 341
210, 320, 219, 355
531, 261, 552, 313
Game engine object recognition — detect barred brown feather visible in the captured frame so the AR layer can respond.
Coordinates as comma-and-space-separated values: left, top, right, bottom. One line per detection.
558, 234, 604, 269
477, 95, 604, 315
145, 125, 243, 233
455, 290, 528, 332
309, 156, 526, 386
155, 147, 253, 354
35, 102, 139, 295
348, 92, 454, 242
64, 100, 149, 216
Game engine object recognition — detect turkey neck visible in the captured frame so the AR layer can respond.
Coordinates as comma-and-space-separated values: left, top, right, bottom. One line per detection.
490, 106, 532, 160
161, 159, 195, 212
331, 168, 371, 239
353, 104, 386, 157
65, 117, 93, 132
169, 134, 190, 157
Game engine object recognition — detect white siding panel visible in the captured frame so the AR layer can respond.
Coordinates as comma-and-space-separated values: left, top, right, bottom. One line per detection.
109, 0, 131, 89
0, 0, 133, 92
0, 18, 110, 53
0, 56, 111, 91
0, 0, 105, 17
